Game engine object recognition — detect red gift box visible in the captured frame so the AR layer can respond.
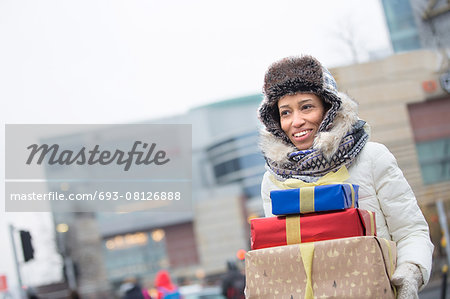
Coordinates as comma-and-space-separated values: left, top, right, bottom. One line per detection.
250, 208, 376, 250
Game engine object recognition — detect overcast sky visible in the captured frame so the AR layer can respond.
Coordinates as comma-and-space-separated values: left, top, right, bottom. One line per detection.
0, 0, 391, 292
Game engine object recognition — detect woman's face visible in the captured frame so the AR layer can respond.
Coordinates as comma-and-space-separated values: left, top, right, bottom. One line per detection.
278, 93, 326, 150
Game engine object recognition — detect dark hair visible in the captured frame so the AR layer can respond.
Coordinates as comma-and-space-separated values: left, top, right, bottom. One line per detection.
321, 95, 332, 112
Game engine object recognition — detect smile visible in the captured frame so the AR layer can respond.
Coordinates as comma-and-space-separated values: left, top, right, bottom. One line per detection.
293, 130, 312, 138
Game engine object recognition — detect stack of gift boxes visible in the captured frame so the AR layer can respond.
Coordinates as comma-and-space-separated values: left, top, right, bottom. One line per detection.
245, 171, 397, 298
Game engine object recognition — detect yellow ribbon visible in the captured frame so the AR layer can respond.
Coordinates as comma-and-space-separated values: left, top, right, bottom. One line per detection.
286, 218, 314, 299
367, 210, 375, 236
300, 187, 315, 213
270, 165, 356, 211
349, 184, 355, 208
299, 242, 315, 299
383, 239, 395, 278
383, 238, 397, 298
286, 215, 301, 245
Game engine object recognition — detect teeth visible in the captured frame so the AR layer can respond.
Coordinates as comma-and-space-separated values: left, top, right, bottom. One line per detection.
294, 130, 309, 137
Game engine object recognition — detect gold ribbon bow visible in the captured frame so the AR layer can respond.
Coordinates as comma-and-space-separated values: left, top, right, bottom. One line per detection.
270, 165, 350, 188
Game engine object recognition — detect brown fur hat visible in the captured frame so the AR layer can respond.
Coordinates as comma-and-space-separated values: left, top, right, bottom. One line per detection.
258, 55, 341, 145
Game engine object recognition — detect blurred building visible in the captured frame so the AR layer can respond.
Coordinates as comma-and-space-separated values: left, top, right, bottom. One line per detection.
47, 95, 266, 298
331, 49, 449, 205
381, 0, 450, 52
45, 49, 450, 297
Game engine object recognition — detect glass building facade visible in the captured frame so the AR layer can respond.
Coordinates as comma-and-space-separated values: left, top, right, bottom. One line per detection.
416, 138, 450, 184
381, 0, 422, 52
103, 230, 168, 284
207, 131, 265, 198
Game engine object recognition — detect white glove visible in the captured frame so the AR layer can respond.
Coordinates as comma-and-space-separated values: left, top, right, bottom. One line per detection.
391, 263, 423, 299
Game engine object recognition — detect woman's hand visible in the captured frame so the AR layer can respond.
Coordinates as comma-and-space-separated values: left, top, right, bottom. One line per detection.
391, 262, 423, 299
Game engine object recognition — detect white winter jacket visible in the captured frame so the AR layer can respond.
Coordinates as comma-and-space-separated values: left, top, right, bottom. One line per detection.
260, 141, 434, 286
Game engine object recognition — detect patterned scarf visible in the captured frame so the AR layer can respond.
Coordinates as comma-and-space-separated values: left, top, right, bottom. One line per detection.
265, 120, 369, 180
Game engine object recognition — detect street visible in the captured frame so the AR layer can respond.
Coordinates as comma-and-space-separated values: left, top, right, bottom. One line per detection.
420, 281, 450, 299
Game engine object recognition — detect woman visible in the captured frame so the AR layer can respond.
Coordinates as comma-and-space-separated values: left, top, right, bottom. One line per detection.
258, 55, 433, 298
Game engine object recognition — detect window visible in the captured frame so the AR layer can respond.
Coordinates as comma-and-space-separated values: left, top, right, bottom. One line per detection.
408, 97, 450, 185
207, 132, 265, 186
381, 0, 421, 52
416, 138, 450, 184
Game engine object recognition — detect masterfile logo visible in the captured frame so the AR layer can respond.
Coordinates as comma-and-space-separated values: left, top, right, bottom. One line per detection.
5, 124, 192, 213
26, 141, 170, 171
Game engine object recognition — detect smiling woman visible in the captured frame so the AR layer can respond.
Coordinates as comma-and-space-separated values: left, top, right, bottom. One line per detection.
255, 55, 434, 299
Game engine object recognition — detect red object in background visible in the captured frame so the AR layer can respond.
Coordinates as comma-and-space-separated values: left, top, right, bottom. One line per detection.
236, 249, 246, 260
430, 214, 439, 223
0, 275, 7, 292
422, 80, 437, 93
250, 208, 376, 250
408, 97, 450, 143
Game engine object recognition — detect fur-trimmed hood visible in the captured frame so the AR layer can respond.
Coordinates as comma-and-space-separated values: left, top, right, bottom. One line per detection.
259, 92, 367, 164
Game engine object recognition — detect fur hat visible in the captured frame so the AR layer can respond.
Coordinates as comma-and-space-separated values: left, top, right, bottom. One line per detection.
258, 55, 342, 145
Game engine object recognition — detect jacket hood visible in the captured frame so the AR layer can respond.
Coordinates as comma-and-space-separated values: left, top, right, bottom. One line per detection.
154, 270, 175, 290
259, 92, 366, 164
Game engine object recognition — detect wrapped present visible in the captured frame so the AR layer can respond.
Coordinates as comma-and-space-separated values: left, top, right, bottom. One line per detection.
270, 183, 359, 215
251, 208, 375, 250
245, 236, 397, 299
